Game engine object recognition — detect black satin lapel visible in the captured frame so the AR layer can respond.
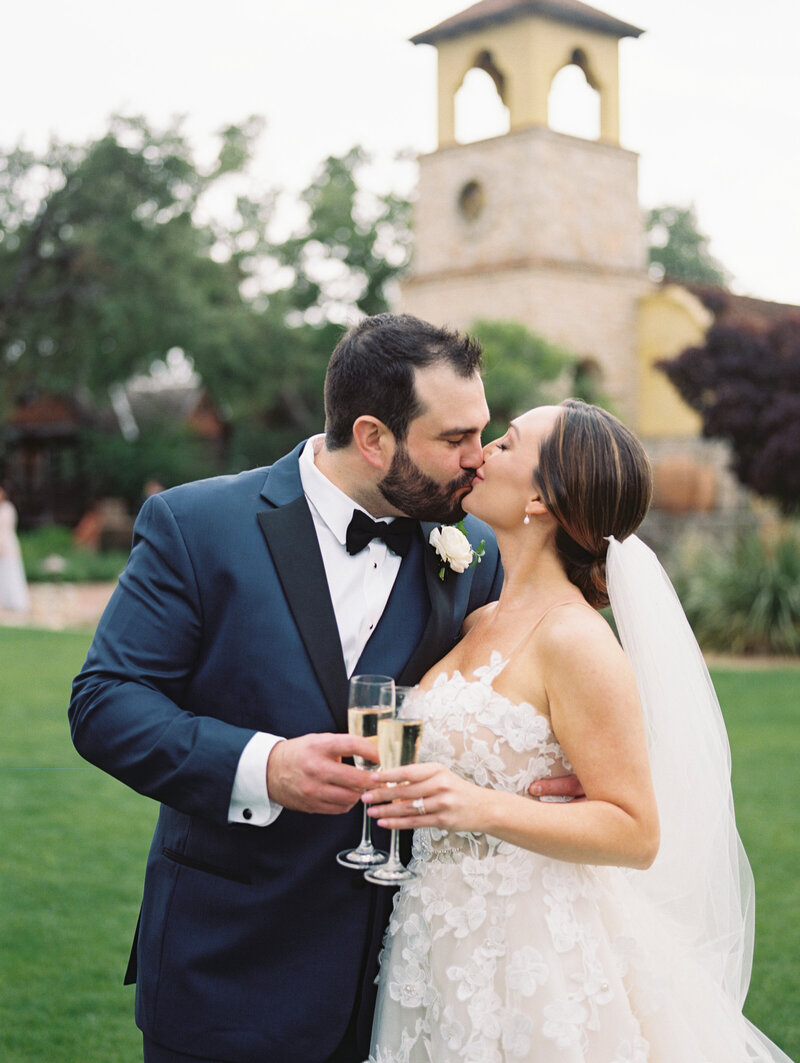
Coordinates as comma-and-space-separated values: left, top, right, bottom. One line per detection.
398, 523, 460, 685
257, 498, 349, 730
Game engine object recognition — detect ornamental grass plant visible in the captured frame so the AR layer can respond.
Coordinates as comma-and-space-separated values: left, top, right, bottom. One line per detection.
676, 525, 800, 656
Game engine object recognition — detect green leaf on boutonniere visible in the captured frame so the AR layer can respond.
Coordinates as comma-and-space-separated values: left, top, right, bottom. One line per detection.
456, 521, 485, 570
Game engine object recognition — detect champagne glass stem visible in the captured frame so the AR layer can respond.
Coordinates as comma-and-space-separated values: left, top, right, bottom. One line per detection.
355, 802, 374, 854
363, 824, 415, 884
385, 828, 402, 871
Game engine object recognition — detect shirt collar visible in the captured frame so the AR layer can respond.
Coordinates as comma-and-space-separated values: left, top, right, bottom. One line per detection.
299, 435, 390, 546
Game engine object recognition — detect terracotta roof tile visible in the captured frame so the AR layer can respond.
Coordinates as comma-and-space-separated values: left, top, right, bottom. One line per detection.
679, 280, 800, 327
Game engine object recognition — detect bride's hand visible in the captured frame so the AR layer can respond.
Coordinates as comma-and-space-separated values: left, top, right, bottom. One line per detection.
362, 763, 488, 832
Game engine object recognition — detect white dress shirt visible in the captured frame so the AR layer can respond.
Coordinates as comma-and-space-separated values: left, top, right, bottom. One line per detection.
228, 436, 405, 826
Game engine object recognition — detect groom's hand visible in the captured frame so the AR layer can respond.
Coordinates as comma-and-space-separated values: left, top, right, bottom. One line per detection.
267, 733, 380, 814
529, 774, 585, 800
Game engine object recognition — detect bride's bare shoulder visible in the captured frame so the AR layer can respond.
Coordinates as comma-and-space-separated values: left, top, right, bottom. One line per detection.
531, 603, 638, 715
534, 602, 626, 670
461, 601, 497, 636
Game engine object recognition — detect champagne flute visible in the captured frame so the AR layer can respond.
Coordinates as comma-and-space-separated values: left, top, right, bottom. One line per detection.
364, 686, 424, 886
336, 674, 395, 869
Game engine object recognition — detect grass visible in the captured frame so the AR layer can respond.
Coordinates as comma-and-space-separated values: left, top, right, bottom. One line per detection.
0, 627, 798, 1061
1, 628, 154, 1063
715, 669, 800, 1054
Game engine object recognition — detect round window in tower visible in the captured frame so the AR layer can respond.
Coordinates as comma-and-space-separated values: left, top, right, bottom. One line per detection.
457, 180, 484, 221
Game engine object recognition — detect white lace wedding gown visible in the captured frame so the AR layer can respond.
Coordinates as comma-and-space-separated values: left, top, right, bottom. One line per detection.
368, 654, 792, 1063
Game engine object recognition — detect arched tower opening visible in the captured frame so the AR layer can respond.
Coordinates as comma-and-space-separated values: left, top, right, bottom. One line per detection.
413, 2, 642, 148
454, 51, 511, 144
548, 48, 602, 140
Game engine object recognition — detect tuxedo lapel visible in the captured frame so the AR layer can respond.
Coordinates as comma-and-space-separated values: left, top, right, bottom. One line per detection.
257, 475, 349, 731
397, 522, 460, 685
256, 448, 458, 714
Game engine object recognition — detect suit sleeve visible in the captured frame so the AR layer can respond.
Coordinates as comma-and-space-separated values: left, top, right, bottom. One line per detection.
68, 493, 256, 825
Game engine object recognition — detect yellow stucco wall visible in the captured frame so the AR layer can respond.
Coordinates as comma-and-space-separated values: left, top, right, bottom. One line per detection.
435, 15, 621, 147
636, 285, 712, 437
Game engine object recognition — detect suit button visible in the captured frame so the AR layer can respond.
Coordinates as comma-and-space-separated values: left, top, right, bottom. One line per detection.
243, 808, 253, 820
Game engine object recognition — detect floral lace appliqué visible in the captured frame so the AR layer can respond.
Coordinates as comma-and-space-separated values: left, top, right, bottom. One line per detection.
369, 664, 652, 1063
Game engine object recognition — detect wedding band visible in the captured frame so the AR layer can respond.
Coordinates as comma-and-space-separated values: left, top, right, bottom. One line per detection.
412, 798, 426, 814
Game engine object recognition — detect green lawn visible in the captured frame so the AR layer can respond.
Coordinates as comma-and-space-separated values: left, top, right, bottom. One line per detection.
1, 627, 798, 1061
1, 628, 154, 1063
714, 668, 800, 1054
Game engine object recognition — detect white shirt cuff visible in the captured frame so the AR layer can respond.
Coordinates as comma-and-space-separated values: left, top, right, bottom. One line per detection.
228, 732, 286, 826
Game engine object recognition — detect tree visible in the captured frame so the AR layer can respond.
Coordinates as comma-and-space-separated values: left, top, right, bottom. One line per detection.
0, 116, 269, 411
0, 119, 412, 477
470, 318, 609, 442
646, 205, 729, 287
224, 147, 412, 465
658, 316, 800, 513
272, 146, 411, 326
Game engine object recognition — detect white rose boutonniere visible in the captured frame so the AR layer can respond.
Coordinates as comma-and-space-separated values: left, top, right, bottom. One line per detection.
429, 521, 485, 581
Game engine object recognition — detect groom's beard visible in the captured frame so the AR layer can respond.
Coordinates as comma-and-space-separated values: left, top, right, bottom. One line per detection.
378, 444, 476, 524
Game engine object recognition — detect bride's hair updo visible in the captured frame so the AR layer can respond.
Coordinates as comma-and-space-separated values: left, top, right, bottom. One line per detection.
535, 400, 653, 608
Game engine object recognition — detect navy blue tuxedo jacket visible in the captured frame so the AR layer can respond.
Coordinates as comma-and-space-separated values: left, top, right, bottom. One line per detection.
69, 443, 502, 1063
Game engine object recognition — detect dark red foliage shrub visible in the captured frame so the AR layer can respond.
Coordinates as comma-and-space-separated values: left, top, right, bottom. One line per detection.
658, 316, 800, 513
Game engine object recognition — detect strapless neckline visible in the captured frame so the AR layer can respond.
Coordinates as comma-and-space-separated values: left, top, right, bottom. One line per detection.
423, 649, 555, 738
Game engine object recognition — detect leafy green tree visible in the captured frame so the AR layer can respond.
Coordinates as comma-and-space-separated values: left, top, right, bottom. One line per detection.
273, 146, 411, 325
77, 424, 215, 510
224, 147, 412, 466
0, 119, 412, 478
471, 318, 609, 441
0, 116, 268, 412
646, 205, 729, 287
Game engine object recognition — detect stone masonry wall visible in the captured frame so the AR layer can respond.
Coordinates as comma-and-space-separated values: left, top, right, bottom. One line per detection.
411, 125, 646, 278
399, 262, 650, 423
399, 124, 651, 420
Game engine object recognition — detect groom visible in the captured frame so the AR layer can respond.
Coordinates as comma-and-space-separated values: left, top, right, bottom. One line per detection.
70, 314, 503, 1063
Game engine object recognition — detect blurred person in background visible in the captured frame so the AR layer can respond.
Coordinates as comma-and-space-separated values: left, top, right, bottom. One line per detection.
0, 484, 30, 613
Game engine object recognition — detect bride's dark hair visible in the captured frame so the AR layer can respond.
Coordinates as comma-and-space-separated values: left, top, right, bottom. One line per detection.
535, 399, 653, 608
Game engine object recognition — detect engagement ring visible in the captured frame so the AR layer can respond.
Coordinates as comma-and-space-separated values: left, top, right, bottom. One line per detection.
412, 798, 426, 814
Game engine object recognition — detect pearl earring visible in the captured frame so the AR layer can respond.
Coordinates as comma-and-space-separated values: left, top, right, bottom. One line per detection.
523, 514, 531, 525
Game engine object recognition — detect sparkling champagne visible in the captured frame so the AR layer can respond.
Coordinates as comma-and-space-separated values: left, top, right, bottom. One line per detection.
348, 707, 393, 769
377, 718, 424, 770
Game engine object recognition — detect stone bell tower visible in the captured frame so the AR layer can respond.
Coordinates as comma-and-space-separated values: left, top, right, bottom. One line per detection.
398, 0, 651, 419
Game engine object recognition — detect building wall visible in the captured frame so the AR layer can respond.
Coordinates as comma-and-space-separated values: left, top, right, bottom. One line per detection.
637, 285, 711, 438
411, 125, 645, 278
400, 263, 649, 421
399, 124, 649, 421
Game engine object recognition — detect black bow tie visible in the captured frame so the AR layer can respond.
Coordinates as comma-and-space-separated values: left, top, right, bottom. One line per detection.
345, 511, 416, 558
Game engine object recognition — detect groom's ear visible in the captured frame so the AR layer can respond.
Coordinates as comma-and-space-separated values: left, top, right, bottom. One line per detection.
352, 415, 394, 471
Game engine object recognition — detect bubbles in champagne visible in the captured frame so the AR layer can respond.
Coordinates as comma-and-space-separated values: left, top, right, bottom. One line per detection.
348, 707, 393, 769
377, 718, 424, 770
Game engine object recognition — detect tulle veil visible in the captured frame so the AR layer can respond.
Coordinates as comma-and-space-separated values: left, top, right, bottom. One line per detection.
607, 534, 793, 1062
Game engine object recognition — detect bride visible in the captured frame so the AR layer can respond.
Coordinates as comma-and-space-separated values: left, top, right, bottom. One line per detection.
363, 400, 793, 1063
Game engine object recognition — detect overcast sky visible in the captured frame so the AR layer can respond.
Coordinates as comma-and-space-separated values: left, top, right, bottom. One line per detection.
3, 0, 799, 304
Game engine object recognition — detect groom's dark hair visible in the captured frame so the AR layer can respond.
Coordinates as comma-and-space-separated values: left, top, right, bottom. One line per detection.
324, 313, 483, 450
